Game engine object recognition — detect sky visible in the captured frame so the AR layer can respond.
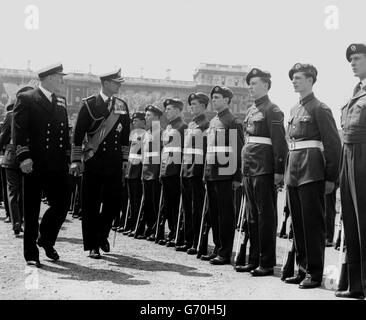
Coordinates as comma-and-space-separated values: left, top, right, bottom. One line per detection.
0, 0, 365, 125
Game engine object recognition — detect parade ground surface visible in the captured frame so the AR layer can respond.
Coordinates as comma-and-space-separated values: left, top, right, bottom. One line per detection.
0, 199, 345, 300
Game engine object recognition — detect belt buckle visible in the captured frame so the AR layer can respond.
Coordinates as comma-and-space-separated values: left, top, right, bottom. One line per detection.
245, 136, 249, 144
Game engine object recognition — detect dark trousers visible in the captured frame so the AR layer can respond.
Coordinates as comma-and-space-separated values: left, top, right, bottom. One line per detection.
287, 180, 325, 282
339, 144, 366, 294
206, 180, 236, 259
125, 178, 143, 233
181, 176, 205, 249
325, 188, 337, 242
5, 168, 23, 230
136, 179, 161, 237
81, 170, 122, 251
1, 167, 10, 217
243, 174, 277, 268
23, 170, 70, 261
160, 175, 181, 241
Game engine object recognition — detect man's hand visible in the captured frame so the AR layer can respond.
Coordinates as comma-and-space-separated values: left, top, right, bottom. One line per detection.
325, 181, 335, 194
122, 161, 128, 173
69, 162, 83, 177
20, 158, 33, 174
232, 181, 241, 190
274, 174, 284, 186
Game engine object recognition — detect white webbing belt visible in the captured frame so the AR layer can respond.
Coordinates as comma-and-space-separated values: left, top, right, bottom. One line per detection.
245, 136, 272, 145
289, 140, 324, 151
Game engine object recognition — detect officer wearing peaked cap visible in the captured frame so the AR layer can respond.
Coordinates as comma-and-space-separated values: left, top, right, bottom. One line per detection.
175, 92, 209, 254
201, 85, 244, 265
156, 98, 188, 247
335, 44, 366, 299
70, 68, 130, 259
285, 63, 341, 288
12, 63, 70, 267
238, 68, 288, 276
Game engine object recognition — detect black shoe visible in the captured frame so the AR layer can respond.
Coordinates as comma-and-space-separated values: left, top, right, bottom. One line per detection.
187, 248, 198, 255
135, 234, 147, 240
26, 260, 42, 268
235, 264, 258, 272
158, 239, 167, 245
100, 239, 110, 253
209, 256, 230, 265
325, 240, 333, 247
335, 290, 365, 299
37, 240, 59, 261
299, 275, 321, 289
250, 266, 274, 277
117, 226, 125, 233
146, 235, 156, 241
166, 240, 176, 247
111, 226, 117, 231
128, 231, 135, 237
175, 245, 189, 252
200, 253, 217, 261
284, 274, 306, 284
4, 216, 11, 223
89, 249, 101, 259
122, 230, 132, 236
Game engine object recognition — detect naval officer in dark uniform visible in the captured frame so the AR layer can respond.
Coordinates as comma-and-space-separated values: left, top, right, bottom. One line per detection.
336, 43, 366, 299
284, 63, 341, 288
12, 63, 70, 267
238, 68, 288, 276
202, 86, 244, 265
70, 69, 130, 259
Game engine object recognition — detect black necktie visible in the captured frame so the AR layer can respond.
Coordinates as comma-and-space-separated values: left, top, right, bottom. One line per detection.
353, 82, 362, 97
51, 93, 57, 106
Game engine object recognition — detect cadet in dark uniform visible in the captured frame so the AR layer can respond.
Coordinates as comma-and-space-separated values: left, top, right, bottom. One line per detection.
202, 86, 244, 265
123, 112, 145, 238
285, 63, 341, 288
70, 69, 130, 259
237, 68, 288, 276
336, 43, 366, 299
157, 99, 187, 247
176, 92, 209, 254
12, 63, 70, 267
135, 105, 163, 241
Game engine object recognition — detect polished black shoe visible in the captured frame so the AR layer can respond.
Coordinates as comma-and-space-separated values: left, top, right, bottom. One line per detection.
335, 290, 365, 299
175, 245, 189, 252
166, 240, 176, 247
158, 239, 167, 245
26, 260, 42, 268
325, 240, 333, 247
146, 235, 156, 241
200, 253, 217, 261
117, 226, 125, 233
135, 234, 147, 240
122, 230, 132, 236
100, 239, 110, 253
44, 247, 60, 261
111, 226, 118, 231
284, 274, 305, 284
209, 256, 231, 265
299, 275, 321, 289
128, 231, 135, 237
187, 248, 198, 255
89, 249, 101, 259
251, 266, 274, 277
235, 264, 258, 272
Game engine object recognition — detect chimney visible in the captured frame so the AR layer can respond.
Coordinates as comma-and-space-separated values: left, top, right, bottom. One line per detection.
165, 68, 171, 80
27, 60, 31, 70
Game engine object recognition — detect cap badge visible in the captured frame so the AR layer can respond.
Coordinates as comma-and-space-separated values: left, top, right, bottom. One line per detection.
252, 69, 257, 75
295, 63, 301, 70
351, 45, 356, 51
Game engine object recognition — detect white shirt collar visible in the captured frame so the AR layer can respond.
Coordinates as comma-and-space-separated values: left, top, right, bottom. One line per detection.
99, 90, 112, 102
39, 84, 53, 102
361, 79, 366, 88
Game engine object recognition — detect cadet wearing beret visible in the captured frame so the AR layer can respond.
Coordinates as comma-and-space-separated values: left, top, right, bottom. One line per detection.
284, 63, 341, 288
12, 63, 70, 267
156, 99, 188, 247
201, 86, 244, 265
133, 105, 163, 241
336, 44, 366, 299
122, 112, 146, 238
236, 68, 288, 276
70, 68, 130, 259
175, 93, 209, 254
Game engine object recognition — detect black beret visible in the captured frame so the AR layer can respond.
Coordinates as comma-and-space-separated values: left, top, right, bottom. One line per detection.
346, 43, 366, 62
131, 111, 146, 121
16, 86, 34, 97
289, 63, 318, 83
163, 98, 184, 111
188, 92, 209, 106
210, 86, 233, 100
99, 68, 125, 83
37, 63, 66, 79
145, 104, 163, 117
246, 68, 271, 85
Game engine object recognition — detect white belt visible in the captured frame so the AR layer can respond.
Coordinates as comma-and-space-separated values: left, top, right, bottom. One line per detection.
289, 140, 324, 151
207, 146, 233, 153
144, 151, 160, 158
183, 148, 204, 155
245, 136, 272, 145
163, 147, 181, 153
128, 153, 142, 160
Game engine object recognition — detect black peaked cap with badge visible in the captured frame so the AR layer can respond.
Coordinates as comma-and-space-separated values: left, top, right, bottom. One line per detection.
37, 63, 67, 79
131, 111, 146, 121
188, 92, 209, 107
210, 86, 233, 100
99, 68, 125, 83
246, 68, 271, 85
163, 98, 184, 111
346, 43, 366, 62
145, 104, 163, 117
289, 63, 318, 83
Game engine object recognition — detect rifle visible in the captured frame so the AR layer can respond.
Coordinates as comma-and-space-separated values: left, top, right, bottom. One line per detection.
133, 193, 145, 237
154, 188, 164, 242
174, 194, 184, 245
123, 199, 131, 230
234, 193, 246, 264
